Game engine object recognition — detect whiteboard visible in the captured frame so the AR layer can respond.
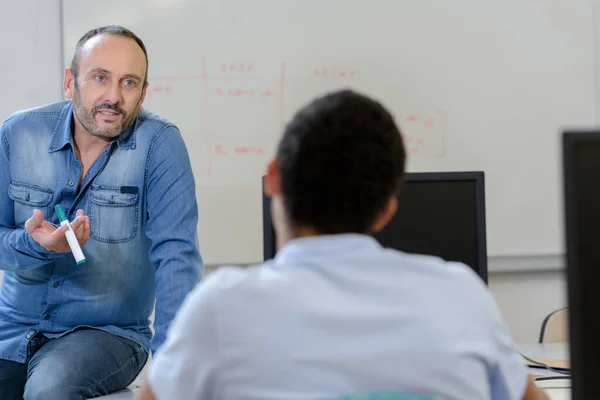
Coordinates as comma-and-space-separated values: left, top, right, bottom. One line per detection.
62, 0, 596, 265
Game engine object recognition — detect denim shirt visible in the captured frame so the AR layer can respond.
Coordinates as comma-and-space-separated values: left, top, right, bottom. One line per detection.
0, 100, 203, 363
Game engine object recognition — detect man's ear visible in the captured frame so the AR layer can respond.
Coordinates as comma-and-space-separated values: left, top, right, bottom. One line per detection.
371, 196, 398, 233
264, 158, 281, 197
64, 68, 75, 99
140, 81, 149, 104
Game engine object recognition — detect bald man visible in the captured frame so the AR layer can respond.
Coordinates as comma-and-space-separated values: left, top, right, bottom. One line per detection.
0, 25, 202, 399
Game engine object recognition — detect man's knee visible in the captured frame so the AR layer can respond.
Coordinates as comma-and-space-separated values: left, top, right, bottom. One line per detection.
24, 353, 96, 400
24, 374, 90, 400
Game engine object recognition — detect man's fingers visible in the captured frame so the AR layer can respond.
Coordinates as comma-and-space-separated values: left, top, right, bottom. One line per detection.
72, 216, 90, 244
81, 216, 90, 244
46, 223, 69, 248
76, 209, 84, 218
24, 209, 45, 233
70, 216, 83, 231
54, 223, 69, 236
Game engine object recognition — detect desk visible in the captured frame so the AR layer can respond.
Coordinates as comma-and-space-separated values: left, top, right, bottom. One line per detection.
519, 342, 570, 361
518, 342, 571, 400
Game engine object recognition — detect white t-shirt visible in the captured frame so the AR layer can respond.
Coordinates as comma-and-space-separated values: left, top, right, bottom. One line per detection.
149, 234, 528, 400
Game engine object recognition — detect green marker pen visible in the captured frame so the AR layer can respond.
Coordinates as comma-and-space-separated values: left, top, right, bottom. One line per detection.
54, 204, 86, 264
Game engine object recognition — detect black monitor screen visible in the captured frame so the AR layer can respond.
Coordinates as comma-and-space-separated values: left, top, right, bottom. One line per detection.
263, 171, 487, 283
564, 132, 600, 400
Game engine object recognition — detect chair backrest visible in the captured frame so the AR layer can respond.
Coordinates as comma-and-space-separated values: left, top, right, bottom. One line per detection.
539, 307, 569, 343
331, 393, 443, 400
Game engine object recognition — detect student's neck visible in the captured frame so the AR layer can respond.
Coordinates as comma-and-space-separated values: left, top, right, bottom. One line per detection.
276, 225, 321, 250
294, 226, 321, 238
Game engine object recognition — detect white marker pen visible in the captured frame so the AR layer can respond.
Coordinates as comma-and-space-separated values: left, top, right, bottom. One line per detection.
54, 204, 86, 265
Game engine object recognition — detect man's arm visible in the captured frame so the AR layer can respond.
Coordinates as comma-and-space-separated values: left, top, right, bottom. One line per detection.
0, 121, 90, 271
0, 123, 54, 270
145, 125, 203, 354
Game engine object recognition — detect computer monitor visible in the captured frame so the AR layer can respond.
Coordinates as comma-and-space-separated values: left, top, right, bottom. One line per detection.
563, 131, 600, 400
262, 171, 488, 283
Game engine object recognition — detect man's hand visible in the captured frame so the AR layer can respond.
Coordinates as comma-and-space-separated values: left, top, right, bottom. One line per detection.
24, 208, 90, 252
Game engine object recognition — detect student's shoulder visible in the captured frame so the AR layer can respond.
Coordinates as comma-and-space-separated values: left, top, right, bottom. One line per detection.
396, 251, 503, 328
189, 261, 278, 299
393, 249, 482, 281
392, 250, 491, 300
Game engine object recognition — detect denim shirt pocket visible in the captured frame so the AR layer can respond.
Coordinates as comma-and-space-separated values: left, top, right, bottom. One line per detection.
8, 181, 54, 225
88, 185, 139, 243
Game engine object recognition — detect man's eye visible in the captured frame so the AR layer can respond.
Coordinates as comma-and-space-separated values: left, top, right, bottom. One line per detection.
95, 75, 106, 82
123, 79, 136, 87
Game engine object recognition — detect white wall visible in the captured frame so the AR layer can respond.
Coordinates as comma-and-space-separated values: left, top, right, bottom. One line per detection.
489, 271, 566, 343
0, 0, 63, 120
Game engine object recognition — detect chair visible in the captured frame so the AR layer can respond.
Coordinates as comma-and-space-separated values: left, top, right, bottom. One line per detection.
331, 393, 443, 400
538, 307, 568, 343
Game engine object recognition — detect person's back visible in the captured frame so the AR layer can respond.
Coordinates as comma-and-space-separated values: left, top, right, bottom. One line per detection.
139, 90, 547, 400
189, 236, 522, 399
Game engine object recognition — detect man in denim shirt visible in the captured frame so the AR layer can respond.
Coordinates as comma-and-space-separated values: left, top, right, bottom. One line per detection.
0, 25, 202, 399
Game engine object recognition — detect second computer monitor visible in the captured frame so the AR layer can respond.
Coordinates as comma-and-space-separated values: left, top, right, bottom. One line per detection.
262, 171, 488, 283
563, 131, 600, 400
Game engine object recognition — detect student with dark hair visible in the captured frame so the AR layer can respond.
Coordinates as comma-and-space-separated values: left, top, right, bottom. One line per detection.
138, 90, 546, 400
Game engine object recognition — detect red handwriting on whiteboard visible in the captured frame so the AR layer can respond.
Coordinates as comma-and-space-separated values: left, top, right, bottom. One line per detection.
220, 62, 255, 73
404, 134, 423, 155
217, 89, 255, 97
213, 88, 276, 98
146, 85, 172, 95
402, 136, 425, 146
215, 145, 226, 155
234, 146, 264, 155
213, 144, 264, 155
392, 113, 435, 129
312, 68, 359, 78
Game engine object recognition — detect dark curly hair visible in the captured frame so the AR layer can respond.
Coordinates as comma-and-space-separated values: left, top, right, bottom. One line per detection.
277, 89, 406, 234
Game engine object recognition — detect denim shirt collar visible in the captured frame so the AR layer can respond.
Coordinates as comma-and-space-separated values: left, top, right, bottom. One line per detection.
48, 101, 138, 153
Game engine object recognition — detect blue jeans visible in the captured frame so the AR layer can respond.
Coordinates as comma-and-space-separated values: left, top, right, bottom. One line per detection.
0, 328, 148, 400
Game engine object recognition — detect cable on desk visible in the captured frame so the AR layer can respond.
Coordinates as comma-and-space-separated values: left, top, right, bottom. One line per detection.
538, 387, 571, 390
520, 353, 571, 375
535, 376, 571, 382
